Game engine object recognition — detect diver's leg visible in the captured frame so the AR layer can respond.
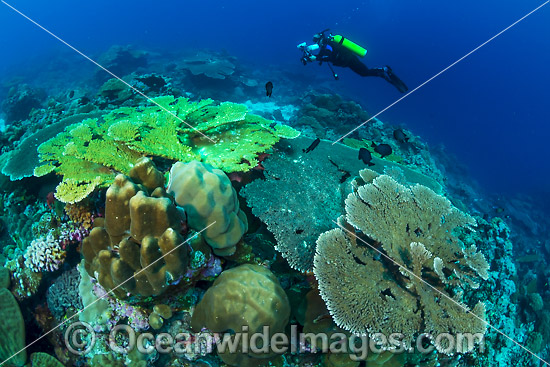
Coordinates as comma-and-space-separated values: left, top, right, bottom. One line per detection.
347, 57, 381, 76
380, 66, 409, 93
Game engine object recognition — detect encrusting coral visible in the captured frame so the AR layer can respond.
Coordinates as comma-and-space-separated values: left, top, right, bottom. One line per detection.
180, 50, 236, 80
29, 352, 64, 367
191, 264, 290, 367
81, 157, 188, 298
167, 160, 248, 256
0, 288, 26, 366
32, 95, 299, 203
314, 169, 489, 355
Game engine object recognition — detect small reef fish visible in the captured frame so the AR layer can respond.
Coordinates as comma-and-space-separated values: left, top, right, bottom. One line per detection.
393, 128, 409, 143
303, 138, 320, 153
371, 142, 392, 158
265, 81, 273, 97
79, 96, 90, 105
358, 148, 375, 166
68, 90, 74, 99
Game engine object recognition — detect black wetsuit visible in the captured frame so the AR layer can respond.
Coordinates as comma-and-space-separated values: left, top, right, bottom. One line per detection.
313, 36, 408, 93
317, 40, 386, 77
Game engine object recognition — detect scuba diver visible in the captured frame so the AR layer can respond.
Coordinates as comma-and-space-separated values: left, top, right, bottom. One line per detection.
298, 29, 409, 93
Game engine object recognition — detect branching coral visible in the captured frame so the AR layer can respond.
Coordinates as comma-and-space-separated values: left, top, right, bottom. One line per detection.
33, 96, 298, 203
314, 169, 488, 354
23, 233, 66, 272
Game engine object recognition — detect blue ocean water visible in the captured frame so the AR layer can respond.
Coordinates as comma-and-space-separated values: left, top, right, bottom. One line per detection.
1, 2, 550, 365
0, 0, 548, 199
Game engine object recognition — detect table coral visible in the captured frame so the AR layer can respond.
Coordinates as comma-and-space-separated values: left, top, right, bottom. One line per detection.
32, 96, 298, 203
314, 169, 488, 355
180, 50, 235, 80
241, 136, 442, 273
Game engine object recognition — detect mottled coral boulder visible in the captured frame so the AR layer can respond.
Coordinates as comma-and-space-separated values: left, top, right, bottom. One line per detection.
191, 264, 290, 367
167, 161, 247, 256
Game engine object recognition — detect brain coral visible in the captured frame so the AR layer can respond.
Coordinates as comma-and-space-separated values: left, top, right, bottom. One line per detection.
191, 264, 290, 367
314, 170, 488, 355
167, 161, 247, 256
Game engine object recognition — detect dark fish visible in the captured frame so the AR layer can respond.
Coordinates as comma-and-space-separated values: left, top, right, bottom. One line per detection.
265, 81, 273, 97
494, 206, 505, 214
78, 96, 90, 105
303, 138, 320, 153
393, 128, 409, 143
358, 148, 375, 166
371, 142, 392, 158
68, 90, 74, 99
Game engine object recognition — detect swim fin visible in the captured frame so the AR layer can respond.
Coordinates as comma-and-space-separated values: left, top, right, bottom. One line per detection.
382, 66, 408, 93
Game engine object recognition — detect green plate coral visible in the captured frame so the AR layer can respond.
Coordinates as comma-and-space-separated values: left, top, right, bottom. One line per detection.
34, 96, 299, 203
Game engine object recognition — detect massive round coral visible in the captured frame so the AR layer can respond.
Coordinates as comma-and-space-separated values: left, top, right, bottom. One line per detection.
191, 264, 290, 367
167, 160, 247, 256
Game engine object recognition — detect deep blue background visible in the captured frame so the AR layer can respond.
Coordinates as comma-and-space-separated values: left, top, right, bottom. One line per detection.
1, 0, 549, 202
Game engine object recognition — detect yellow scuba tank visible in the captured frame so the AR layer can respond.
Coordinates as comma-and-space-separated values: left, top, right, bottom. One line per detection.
331, 35, 367, 57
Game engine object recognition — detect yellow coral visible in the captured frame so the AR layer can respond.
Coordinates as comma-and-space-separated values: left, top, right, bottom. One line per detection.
314, 172, 488, 354
191, 264, 290, 367
54, 177, 102, 204
34, 96, 299, 203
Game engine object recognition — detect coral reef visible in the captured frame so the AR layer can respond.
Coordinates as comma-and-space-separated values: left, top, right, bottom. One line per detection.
314, 170, 488, 354
29, 352, 64, 367
167, 161, 248, 256
1, 84, 45, 124
180, 50, 236, 80
0, 288, 26, 366
242, 136, 443, 272
82, 159, 188, 298
294, 92, 370, 139
1, 44, 546, 367
95, 45, 148, 82
0, 111, 104, 181
98, 78, 134, 104
191, 264, 290, 367
32, 95, 298, 203
23, 232, 66, 272
47, 267, 83, 322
